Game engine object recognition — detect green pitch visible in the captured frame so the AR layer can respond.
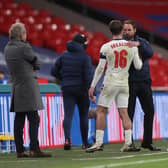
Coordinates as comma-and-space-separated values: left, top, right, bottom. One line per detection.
0, 140, 168, 168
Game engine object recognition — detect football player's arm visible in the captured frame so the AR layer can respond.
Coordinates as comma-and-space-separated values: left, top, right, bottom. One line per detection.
91, 57, 106, 88
133, 47, 143, 70
89, 54, 106, 99
128, 39, 153, 61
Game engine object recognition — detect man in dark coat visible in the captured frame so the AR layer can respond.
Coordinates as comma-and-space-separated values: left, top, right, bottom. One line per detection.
51, 34, 93, 150
123, 20, 160, 151
4, 22, 51, 157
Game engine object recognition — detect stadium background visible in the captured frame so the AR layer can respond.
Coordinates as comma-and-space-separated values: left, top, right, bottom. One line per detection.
0, 0, 168, 150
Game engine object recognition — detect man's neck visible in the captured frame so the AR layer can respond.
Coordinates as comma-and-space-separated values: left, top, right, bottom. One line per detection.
112, 35, 122, 40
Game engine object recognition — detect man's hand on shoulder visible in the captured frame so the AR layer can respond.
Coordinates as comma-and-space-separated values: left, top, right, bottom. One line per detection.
127, 41, 140, 48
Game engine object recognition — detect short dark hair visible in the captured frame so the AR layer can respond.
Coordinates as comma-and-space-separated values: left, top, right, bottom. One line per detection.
123, 20, 136, 29
109, 20, 123, 35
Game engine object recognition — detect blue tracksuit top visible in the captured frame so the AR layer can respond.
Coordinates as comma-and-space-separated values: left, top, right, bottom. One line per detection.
51, 41, 93, 89
129, 35, 154, 82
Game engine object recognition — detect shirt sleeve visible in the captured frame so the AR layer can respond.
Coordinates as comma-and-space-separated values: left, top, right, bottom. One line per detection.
132, 47, 143, 70
100, 44, 107, 57
91, 58, 106, 88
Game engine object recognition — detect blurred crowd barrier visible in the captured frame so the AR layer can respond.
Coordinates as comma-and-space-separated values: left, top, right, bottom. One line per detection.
0, 84, 168, 153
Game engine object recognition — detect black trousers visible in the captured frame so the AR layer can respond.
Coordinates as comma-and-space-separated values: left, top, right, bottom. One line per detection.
62, 86, 90, 145
128, 80, 154, 145
14, 111, 40, 153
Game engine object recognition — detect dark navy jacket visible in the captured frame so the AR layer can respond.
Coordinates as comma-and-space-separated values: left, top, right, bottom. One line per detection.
51, 41, 93, 89
129, 35, 153, 82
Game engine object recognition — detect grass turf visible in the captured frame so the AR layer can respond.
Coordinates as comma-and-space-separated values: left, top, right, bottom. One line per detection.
0, 140, 168, 168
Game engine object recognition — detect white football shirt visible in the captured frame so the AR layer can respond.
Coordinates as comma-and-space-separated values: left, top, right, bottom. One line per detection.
91, 39, 142, 87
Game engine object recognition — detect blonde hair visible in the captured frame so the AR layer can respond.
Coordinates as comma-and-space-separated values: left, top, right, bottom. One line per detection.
9, 22, 26, 40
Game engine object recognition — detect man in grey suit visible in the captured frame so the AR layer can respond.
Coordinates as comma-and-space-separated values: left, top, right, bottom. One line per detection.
4, 22, 51, 158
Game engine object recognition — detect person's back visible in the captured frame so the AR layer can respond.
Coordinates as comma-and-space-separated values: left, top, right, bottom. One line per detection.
101, 39, 141, 86
5, 40, 37, 83
58, 41, 92, 88
51, 36, 93, 89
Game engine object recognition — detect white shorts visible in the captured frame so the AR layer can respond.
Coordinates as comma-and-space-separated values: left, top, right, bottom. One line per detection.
97, 84, 129, 108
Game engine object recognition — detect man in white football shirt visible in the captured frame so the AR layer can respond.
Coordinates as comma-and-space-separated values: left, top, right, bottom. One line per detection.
86, 20, 142, 152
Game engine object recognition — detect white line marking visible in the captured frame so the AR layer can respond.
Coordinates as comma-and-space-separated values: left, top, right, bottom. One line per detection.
73, 149, 121, 153
113, 151, 168, 159
83, 157, 168, 168
0, 160, 38, 163
72, 151, 168, 161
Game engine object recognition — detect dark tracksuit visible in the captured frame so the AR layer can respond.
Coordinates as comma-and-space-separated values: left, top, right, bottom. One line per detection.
128, 35, 154, 145
51, 41, 93, 146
